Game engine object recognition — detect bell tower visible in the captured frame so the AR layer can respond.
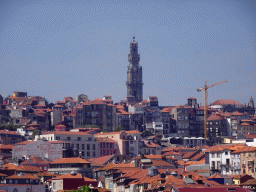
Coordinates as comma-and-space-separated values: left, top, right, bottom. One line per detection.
126, 37, 143, 102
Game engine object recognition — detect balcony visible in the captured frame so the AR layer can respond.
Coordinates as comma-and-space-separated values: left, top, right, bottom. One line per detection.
221, 163, 231, 168
211, 166, 221, 170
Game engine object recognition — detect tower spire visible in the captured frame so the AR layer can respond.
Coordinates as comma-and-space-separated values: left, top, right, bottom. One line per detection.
126, 37, 143, 102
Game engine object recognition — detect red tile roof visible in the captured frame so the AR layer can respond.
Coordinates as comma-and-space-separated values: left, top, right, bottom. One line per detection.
125, 130, 142, 134
6, 173, 39, 180
26, 127, 37, 131
142, 140, 160, 148
94, 131, 122, 136
140, 100, 150, 103
41, 131, 90, 135
205, 144, 245, 152
0, 130, 20, 135
207, 113, 224, 121
15, 141, 34, 145
116, 109, 131, 115
33, 104, 45, 108
161, 108, 171, 112
0, 144, 14, 150
53, 105, 64, 108
241, 123, 250, 126
175, 187, 248, 192
1, 163, 18, 170
56, 101, 66, 104
244, 134, 256, 139
188, 97, 196, 100
211, 99, 243, 106
16, 165, 42, 172
52, 173, 82, 180
69, 100, 77, 103
182, 151, 198, 159
50, 157, 90, 164
21, 157, 51, 165
95, 137, 116, 143
233, 111, 243, 116
190, 153, 205, 161
87, 155, 113, 166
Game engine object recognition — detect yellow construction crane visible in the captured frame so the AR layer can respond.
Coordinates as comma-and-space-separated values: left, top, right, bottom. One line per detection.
197, 80, 227, 139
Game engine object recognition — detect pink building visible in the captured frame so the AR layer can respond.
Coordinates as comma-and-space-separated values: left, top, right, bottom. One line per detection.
94, 131, 129, 155
95, 137, 118, 157
54, 124, 66, 131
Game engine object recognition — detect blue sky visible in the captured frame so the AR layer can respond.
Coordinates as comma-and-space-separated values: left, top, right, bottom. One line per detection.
0, 0, 256, 106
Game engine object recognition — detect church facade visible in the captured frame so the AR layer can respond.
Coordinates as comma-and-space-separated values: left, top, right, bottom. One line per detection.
126, 37, 143, 102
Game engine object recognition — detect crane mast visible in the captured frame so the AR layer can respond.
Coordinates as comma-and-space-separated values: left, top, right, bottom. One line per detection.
197, 80, 227, 139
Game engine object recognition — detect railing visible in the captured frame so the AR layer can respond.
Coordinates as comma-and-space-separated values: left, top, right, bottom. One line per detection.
220, 163, 231, 167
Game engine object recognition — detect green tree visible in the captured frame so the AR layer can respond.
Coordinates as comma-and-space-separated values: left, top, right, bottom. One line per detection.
68, 185, 92, 192
79, 124, 99, 128
32, 129, 39, 138
113, 126, 123, 132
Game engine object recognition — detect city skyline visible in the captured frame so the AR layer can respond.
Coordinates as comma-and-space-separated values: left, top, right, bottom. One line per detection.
0, 0, 256, 106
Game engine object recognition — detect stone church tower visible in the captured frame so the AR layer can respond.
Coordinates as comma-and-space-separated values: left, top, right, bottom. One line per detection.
249, 96, 255, 108
126, 37, 143, 102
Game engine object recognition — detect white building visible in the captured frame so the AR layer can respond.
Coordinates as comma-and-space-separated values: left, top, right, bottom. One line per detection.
35, 131, 99, 159
205, 144, 240, 175
231, 150, 241, 175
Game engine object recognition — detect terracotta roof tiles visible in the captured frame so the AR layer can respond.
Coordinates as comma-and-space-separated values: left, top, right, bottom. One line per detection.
50, 157, 91, 164
207, 113, 224, 121
52, 173, 82, 180
211, 99, 243, 106
87, 155, 113, 166
95, 137, 116, 143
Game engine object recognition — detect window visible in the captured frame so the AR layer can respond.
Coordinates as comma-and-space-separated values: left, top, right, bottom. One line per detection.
44, 166, 47, 170
93, 151, 96, 157
56, 136, 60, 140
217, 161, 220, 169
88, 137, 92, 141
82, 151, 84, 156
67, 137, 71, 141
87, 144, 90, 150
225, 152, 228, 155
93, 144, 96, 150
211, 161, 215, 169
53, 182, 56, 189
76, 144, 79, 150
87, 151, 90, 157
77, 137, 81, 141
211, 153, 215, 158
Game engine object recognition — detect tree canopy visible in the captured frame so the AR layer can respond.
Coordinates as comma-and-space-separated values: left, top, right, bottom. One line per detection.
69, 185, 92, 192
113, 126, 123, 132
